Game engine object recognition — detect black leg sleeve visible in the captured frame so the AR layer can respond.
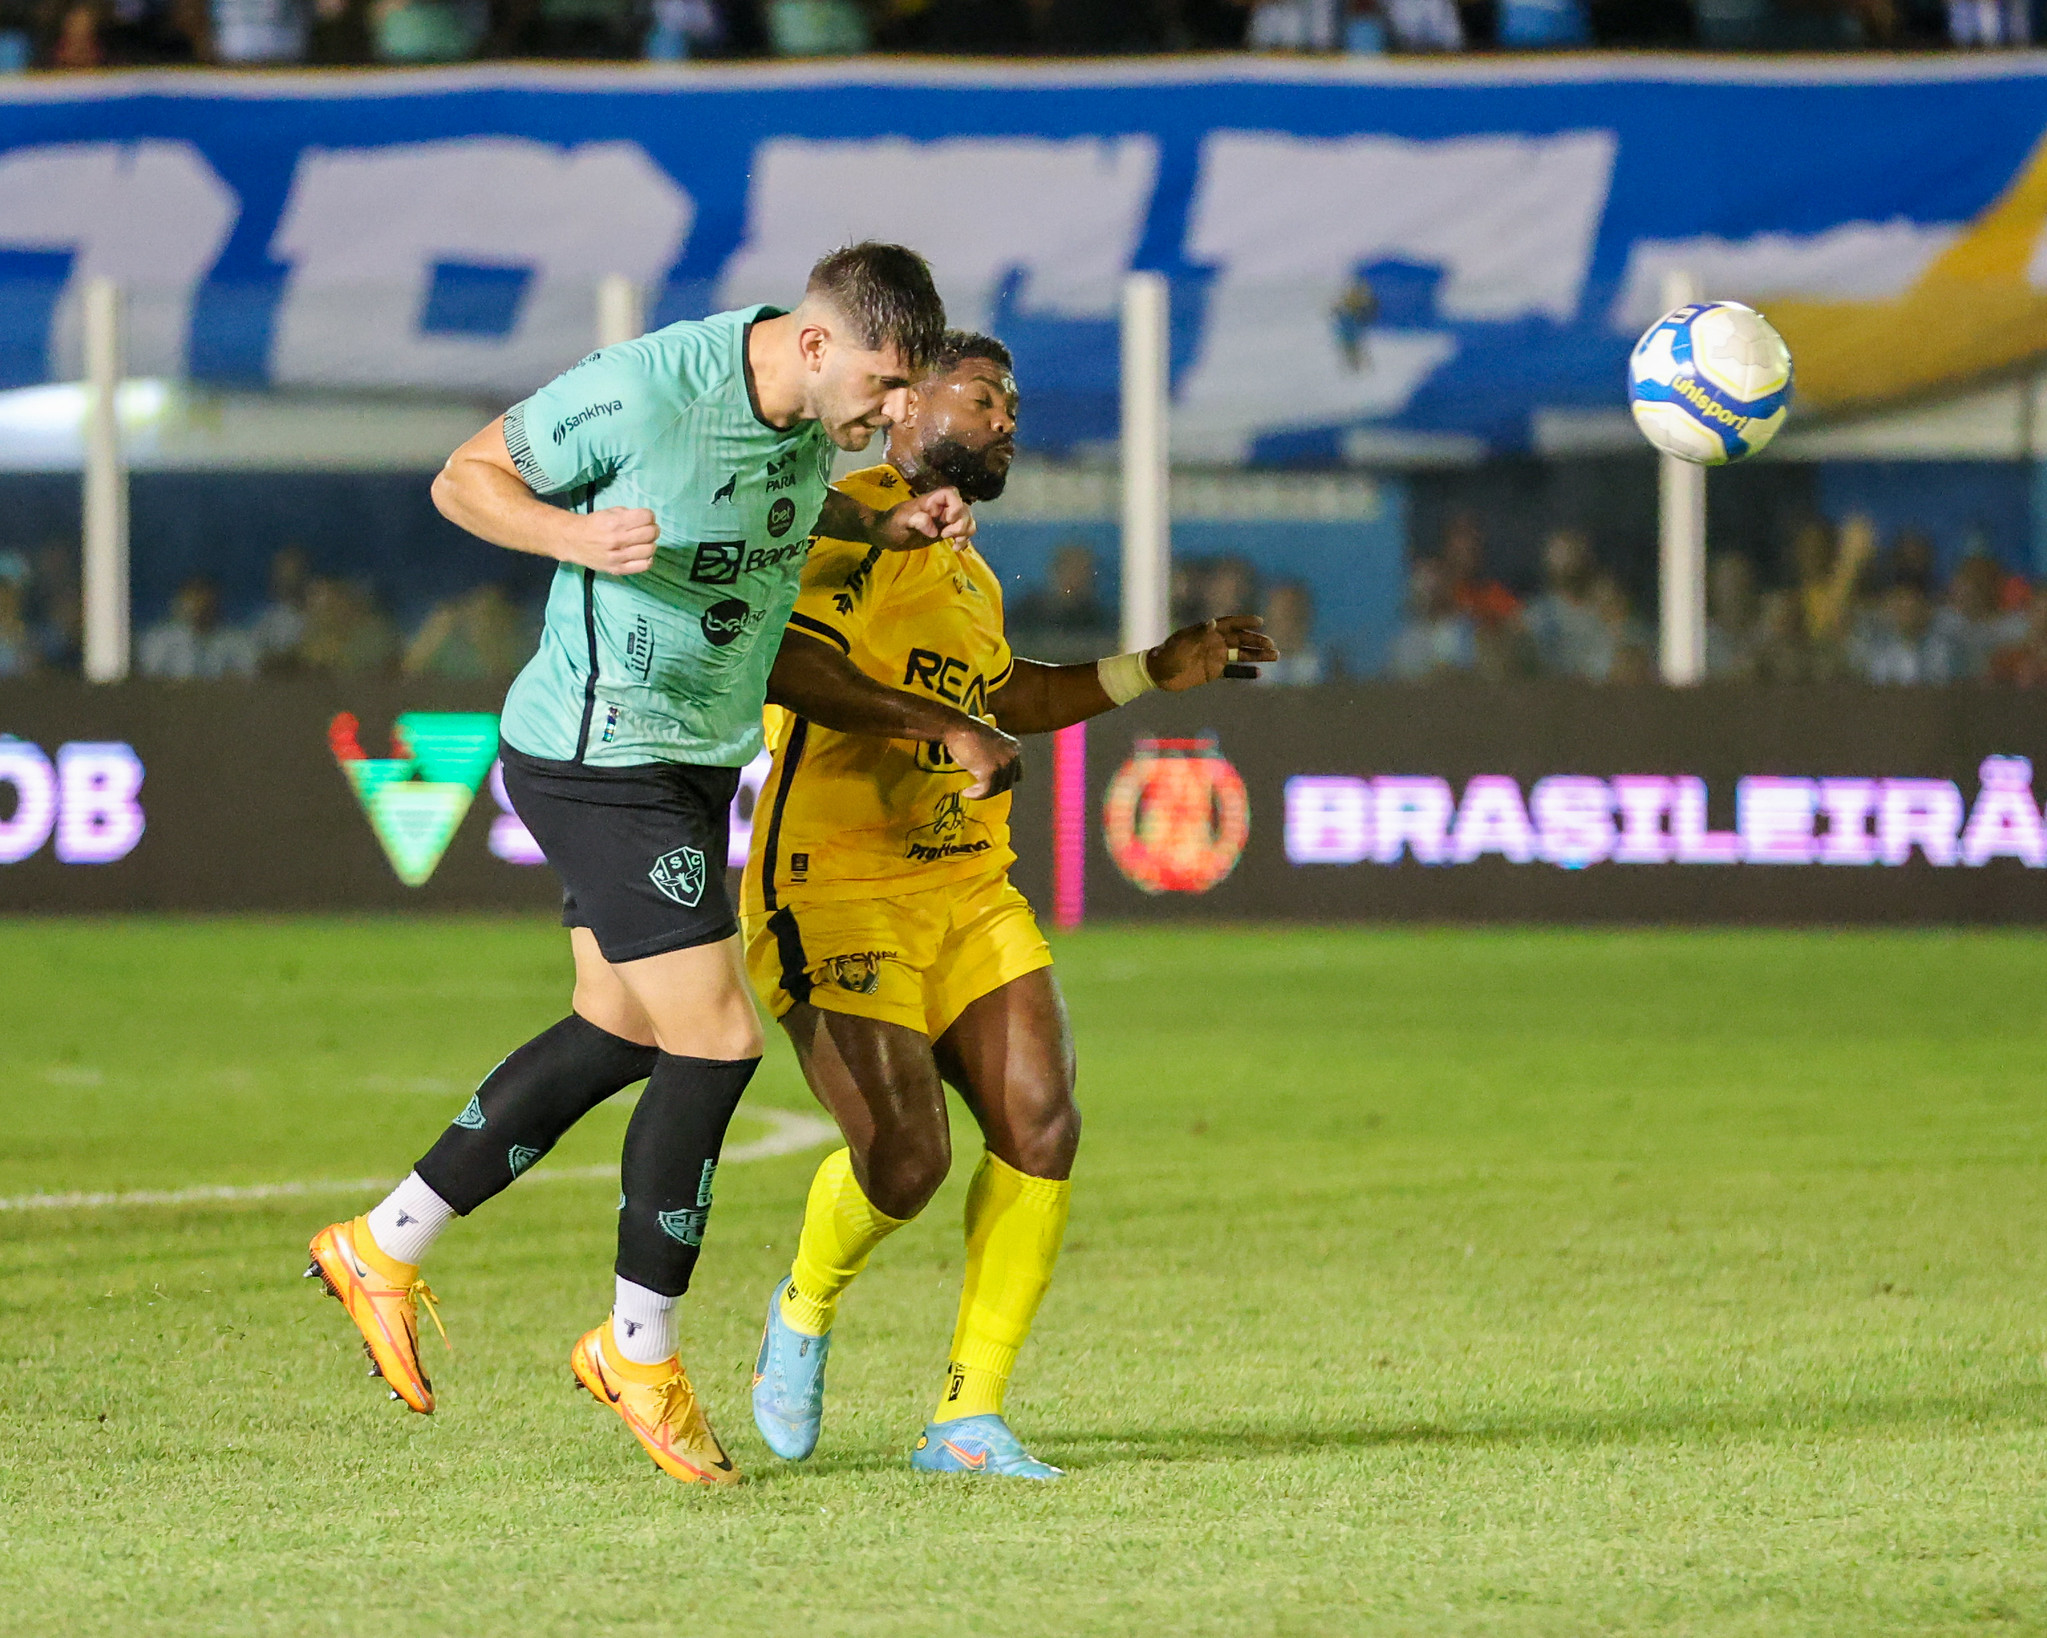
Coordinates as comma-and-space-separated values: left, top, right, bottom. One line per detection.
414, 1015, 658, 1215
615, 1053, 761, 1298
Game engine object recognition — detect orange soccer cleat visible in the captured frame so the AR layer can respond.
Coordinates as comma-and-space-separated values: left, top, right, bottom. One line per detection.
570, 1321, 740, 1486
305, 1216, 448, 1414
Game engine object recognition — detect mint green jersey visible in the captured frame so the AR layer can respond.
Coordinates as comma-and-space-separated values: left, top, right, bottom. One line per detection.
497, 306, 834, 767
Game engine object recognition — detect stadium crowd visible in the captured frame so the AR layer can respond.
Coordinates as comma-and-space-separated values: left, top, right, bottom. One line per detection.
1389, 510, 2047, 686
0, 0, 2029, 70
8, 517, 2047, 688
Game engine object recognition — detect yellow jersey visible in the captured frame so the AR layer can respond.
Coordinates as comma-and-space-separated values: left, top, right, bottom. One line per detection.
741, 463, 1016, 912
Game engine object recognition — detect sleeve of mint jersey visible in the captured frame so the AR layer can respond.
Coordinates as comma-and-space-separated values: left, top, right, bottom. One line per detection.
500, 342, 672, 498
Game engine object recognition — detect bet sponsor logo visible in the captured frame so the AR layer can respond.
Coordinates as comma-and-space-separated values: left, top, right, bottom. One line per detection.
552, 400, 624, 444
768, 497, 796, 538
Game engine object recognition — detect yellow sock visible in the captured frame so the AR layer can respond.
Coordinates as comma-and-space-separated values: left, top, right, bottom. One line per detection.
936, 1152, 1070, 1422
780, 1148, 906, 1338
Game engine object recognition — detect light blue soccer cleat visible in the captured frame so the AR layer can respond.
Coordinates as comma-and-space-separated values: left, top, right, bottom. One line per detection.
910, 1414, 1064, 1480
751, 1278, 830, 1461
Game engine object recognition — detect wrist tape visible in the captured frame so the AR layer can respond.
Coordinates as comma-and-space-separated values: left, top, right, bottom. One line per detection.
1097, 650, 1158, 706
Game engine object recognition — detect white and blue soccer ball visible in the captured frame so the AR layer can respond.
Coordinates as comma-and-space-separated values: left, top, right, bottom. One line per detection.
1628, 300, 1793, 465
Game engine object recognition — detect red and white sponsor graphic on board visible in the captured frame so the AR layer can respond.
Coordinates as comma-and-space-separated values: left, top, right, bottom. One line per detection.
1104, 736, 1250, 895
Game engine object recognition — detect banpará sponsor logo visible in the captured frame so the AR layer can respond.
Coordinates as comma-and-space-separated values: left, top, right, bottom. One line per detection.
690, 539, 807, 586
552, 400, 624, 444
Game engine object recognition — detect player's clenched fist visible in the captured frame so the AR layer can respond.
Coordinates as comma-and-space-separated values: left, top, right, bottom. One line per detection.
556, 507, 661, 576
1147, 614, 1280, 691
879, 486, 975, 548
942, 716, 1023, 801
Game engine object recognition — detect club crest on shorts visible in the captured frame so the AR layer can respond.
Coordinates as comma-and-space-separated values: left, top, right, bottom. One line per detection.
649, 845, 707, 907
822, 952, 890, 995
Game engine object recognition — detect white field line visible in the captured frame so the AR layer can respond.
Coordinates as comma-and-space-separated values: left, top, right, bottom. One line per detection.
0, 1107, 838, 1215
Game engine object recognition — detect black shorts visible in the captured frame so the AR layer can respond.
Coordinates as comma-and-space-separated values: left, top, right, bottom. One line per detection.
498, 742, 742, 964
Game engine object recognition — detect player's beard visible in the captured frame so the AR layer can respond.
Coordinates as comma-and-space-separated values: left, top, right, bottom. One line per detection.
919, 436, 1012, 503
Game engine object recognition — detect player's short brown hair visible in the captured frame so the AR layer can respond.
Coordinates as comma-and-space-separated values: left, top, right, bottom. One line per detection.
928, 330, 1014, 378
805, 242, 946, 372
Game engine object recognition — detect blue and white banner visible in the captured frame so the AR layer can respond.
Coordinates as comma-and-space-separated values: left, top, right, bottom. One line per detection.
2, 58, 2045, 459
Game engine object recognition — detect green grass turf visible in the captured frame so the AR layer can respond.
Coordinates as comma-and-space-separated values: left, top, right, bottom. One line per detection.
3, 917, 2046, 1636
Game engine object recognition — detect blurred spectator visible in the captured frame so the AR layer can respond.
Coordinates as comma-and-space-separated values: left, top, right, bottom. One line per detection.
1990, 586, 2047, 686
210, 0, 306, 58
1522, 528, 1605, 679
1587, 571, 1653, 684
1245, 0, 1339, 49
1750, 588, 1810, 684
49, 0, 102, 62
31, 538, 81, 672
1792, 513, 1876, 678
1440, 512, 1520, 632
252, 544, 312, 671
1254, 580, 1326, 686
371, 0, 482, 58
1932, 551, 2024, 680
101, 0, 204, 58
1852, 582, 1960, 685
298, 577, 399, 676
1387, 0, 1462, 44
1009, 541, 1112, 639
1879, 527, 1937, 596
1497, 0, 1588, 45
1949, 0, 2028, 42
1199, 555, 1260, 625
1705, 551, 1759, 680
138, 577, 259, 680
0, 576, 36, 679
1388, 557, 1476, 680
403, 582, 531, 680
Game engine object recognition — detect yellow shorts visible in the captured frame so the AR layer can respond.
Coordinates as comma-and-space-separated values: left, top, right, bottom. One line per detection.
744, 872, 1052, 1041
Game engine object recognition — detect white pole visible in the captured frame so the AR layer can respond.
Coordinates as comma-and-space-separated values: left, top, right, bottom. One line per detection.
1658, 268, 1706, 687
596, 274, 644, 349
1120, 271, 1171, 653
81, 276, 129, 684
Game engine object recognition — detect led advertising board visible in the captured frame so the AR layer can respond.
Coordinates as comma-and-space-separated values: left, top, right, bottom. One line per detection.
4, 681, 2045, 924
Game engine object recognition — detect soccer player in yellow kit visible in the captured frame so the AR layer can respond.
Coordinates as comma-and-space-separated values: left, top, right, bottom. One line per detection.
741, 331, 1276, 1477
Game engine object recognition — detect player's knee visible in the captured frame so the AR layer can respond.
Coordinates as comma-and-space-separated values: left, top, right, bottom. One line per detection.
862, 1125, 951, 1220
649, 993, 763, 1062
1014, 1094, 1081, 1179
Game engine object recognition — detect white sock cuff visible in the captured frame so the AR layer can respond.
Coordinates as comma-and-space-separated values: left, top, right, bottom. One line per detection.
611, 1276, 679, 1365
364, 1171, 454, 1267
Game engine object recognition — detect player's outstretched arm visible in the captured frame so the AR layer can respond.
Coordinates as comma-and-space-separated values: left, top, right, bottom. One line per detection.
817, 486, 975, 553
767, 632, 1023, 799
991, 614, 1279, 737
432, 417, 659, 576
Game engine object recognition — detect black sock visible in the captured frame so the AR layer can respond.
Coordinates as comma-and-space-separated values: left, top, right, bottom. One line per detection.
615, 1053, 761, 1298
414, 1015, 658, 1214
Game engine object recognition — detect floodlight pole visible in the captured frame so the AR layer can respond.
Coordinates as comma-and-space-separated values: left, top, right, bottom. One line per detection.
1658, 269, 1707, 687
596, 274, 644, 349
82, 276, 130, 684
1120, 270, 1171, 653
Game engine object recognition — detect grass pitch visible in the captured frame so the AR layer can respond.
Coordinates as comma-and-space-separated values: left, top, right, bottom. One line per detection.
3, 917, 2046, 1637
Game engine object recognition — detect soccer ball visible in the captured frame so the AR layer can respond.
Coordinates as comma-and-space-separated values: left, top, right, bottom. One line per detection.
1628, 301, 1793, 466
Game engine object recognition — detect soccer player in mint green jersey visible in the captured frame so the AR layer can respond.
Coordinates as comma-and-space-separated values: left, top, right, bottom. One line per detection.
305, 243, 1021, 1486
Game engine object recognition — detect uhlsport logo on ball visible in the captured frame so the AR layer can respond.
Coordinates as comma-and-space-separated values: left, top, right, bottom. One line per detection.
1628, 300, 1793, 466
